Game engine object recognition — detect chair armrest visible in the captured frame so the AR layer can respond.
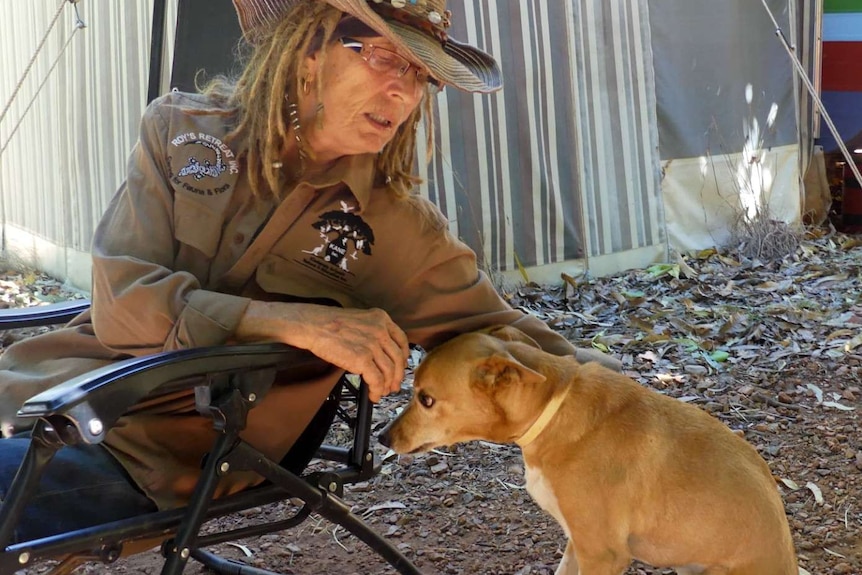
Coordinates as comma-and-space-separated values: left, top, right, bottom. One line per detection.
0, 300, 91, 329
17, 343, 327, 444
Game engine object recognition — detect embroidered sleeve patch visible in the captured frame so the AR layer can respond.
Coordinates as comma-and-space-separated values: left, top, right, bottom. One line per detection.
168, 131, 240, 196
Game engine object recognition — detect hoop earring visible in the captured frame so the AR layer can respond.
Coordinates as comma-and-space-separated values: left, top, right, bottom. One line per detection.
302, 76, 311, 95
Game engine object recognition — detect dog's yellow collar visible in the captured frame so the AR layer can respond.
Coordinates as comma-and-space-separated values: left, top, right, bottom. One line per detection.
516, 387, 569, 447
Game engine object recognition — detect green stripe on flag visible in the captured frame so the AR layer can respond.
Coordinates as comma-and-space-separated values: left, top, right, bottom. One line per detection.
825, 0, 862, 13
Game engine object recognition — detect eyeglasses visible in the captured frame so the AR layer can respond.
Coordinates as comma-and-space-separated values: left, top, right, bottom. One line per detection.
339, 37, 441, 90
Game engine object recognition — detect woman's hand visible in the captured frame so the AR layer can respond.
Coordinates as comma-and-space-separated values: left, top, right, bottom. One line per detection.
236, 301, 409, 402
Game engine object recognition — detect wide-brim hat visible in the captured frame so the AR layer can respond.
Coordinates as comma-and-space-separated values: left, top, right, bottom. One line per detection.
232, 0, 502, 93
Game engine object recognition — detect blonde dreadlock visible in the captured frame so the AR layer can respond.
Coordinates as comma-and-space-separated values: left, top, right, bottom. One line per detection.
203, 2, 435, 201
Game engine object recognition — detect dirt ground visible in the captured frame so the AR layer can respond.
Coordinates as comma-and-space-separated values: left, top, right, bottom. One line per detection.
4, 229, 861, 575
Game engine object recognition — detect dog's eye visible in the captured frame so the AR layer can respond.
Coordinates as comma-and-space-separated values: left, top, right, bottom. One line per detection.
417, 391, 435, 408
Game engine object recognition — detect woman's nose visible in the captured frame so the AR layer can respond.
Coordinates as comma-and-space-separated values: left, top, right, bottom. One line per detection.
386, 73, 424, 105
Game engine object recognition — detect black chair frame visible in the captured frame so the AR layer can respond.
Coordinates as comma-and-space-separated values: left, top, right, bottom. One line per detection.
0, 302, 421, 575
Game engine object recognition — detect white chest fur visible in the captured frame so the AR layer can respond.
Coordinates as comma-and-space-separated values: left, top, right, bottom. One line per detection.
524, 463, 570, 538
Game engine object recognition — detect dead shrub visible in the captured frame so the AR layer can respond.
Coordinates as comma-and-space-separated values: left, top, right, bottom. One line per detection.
728, 215, 803, 261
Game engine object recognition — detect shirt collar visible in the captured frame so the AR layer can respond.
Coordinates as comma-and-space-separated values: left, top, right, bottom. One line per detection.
221, 105, 376, 211
301, 153, 376, 212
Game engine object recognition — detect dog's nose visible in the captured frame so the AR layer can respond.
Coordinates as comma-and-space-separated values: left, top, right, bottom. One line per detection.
378, 421, 393, 448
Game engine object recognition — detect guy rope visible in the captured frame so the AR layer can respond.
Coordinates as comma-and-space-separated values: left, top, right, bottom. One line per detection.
0, 0, 86, 160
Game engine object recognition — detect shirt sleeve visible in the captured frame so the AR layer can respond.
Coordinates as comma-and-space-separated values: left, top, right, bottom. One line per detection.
90, 96, 251, 356
385, 219, 576, 357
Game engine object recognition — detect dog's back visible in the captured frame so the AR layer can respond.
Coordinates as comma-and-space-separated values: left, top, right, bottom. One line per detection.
516, 357, 798, 574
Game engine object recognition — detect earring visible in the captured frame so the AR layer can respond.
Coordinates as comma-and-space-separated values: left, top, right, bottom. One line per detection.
302, 76, 311, 95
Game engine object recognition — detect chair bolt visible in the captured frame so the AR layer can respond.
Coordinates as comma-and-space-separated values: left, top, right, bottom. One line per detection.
88, 418, 104, 436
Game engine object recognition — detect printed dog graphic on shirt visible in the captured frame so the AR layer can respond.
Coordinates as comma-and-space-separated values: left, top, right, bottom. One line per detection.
302, 202, 374, 272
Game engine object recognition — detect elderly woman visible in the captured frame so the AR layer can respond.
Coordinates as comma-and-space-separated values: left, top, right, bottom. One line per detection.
0, 0, 616, 541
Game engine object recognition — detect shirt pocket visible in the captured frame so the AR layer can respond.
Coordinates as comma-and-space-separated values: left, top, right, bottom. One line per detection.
256, 254, 363, 309
173, 191, 224, 258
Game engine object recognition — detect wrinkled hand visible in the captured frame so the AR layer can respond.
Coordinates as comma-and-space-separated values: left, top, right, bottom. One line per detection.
237, 302, 410, 402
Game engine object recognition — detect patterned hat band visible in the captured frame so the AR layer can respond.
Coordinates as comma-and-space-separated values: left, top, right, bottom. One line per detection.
232, 0, 503, 93
366, 0, 452, 44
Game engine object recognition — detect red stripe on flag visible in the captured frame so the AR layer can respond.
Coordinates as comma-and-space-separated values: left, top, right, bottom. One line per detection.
822, 42, 862, 91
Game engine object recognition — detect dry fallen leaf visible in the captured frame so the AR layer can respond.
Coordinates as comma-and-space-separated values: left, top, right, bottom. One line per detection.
805, 482, 824, 505
225, 542, 253, 557
780, 478, 801, 491
821, 401, 855, 411
806, 384, 824, 404
364, 501, 407, 514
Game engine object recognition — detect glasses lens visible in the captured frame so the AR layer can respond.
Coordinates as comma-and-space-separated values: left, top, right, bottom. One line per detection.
342, 37, 438, 91
367, 47, 411, 78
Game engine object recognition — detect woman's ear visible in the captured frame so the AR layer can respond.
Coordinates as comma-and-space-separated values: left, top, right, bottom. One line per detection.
299, 63, 317, 82
302, 53, 320, 80
297, 55, 321, 100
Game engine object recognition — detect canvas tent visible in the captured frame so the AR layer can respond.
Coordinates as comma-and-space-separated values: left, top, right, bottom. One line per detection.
0, 0, 818, 291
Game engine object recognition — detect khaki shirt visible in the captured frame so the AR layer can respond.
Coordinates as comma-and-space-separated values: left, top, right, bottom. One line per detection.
1, 92, 577, 508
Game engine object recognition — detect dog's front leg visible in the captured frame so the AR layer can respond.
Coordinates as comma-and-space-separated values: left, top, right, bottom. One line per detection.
555, 539, 579, 575
569, 547, 631, 575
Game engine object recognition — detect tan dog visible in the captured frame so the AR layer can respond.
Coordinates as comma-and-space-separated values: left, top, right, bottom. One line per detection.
379, 326, 798, 575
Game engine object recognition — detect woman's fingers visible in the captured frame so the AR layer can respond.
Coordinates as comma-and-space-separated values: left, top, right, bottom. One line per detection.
237, 302, 410, 399
357, 314, 409, 402
292, 305, 409, 402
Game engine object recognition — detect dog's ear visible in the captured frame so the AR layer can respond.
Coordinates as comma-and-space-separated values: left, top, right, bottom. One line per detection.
481, 325, 542, 349
474, 353, 546, 390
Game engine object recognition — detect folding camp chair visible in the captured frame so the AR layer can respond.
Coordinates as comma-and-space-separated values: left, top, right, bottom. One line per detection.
0, 301, 421, 575
0, 1, 421, 572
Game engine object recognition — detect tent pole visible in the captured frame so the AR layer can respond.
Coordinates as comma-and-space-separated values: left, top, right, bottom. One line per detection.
147, 0, 169, 104
758, 0, 862, 189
